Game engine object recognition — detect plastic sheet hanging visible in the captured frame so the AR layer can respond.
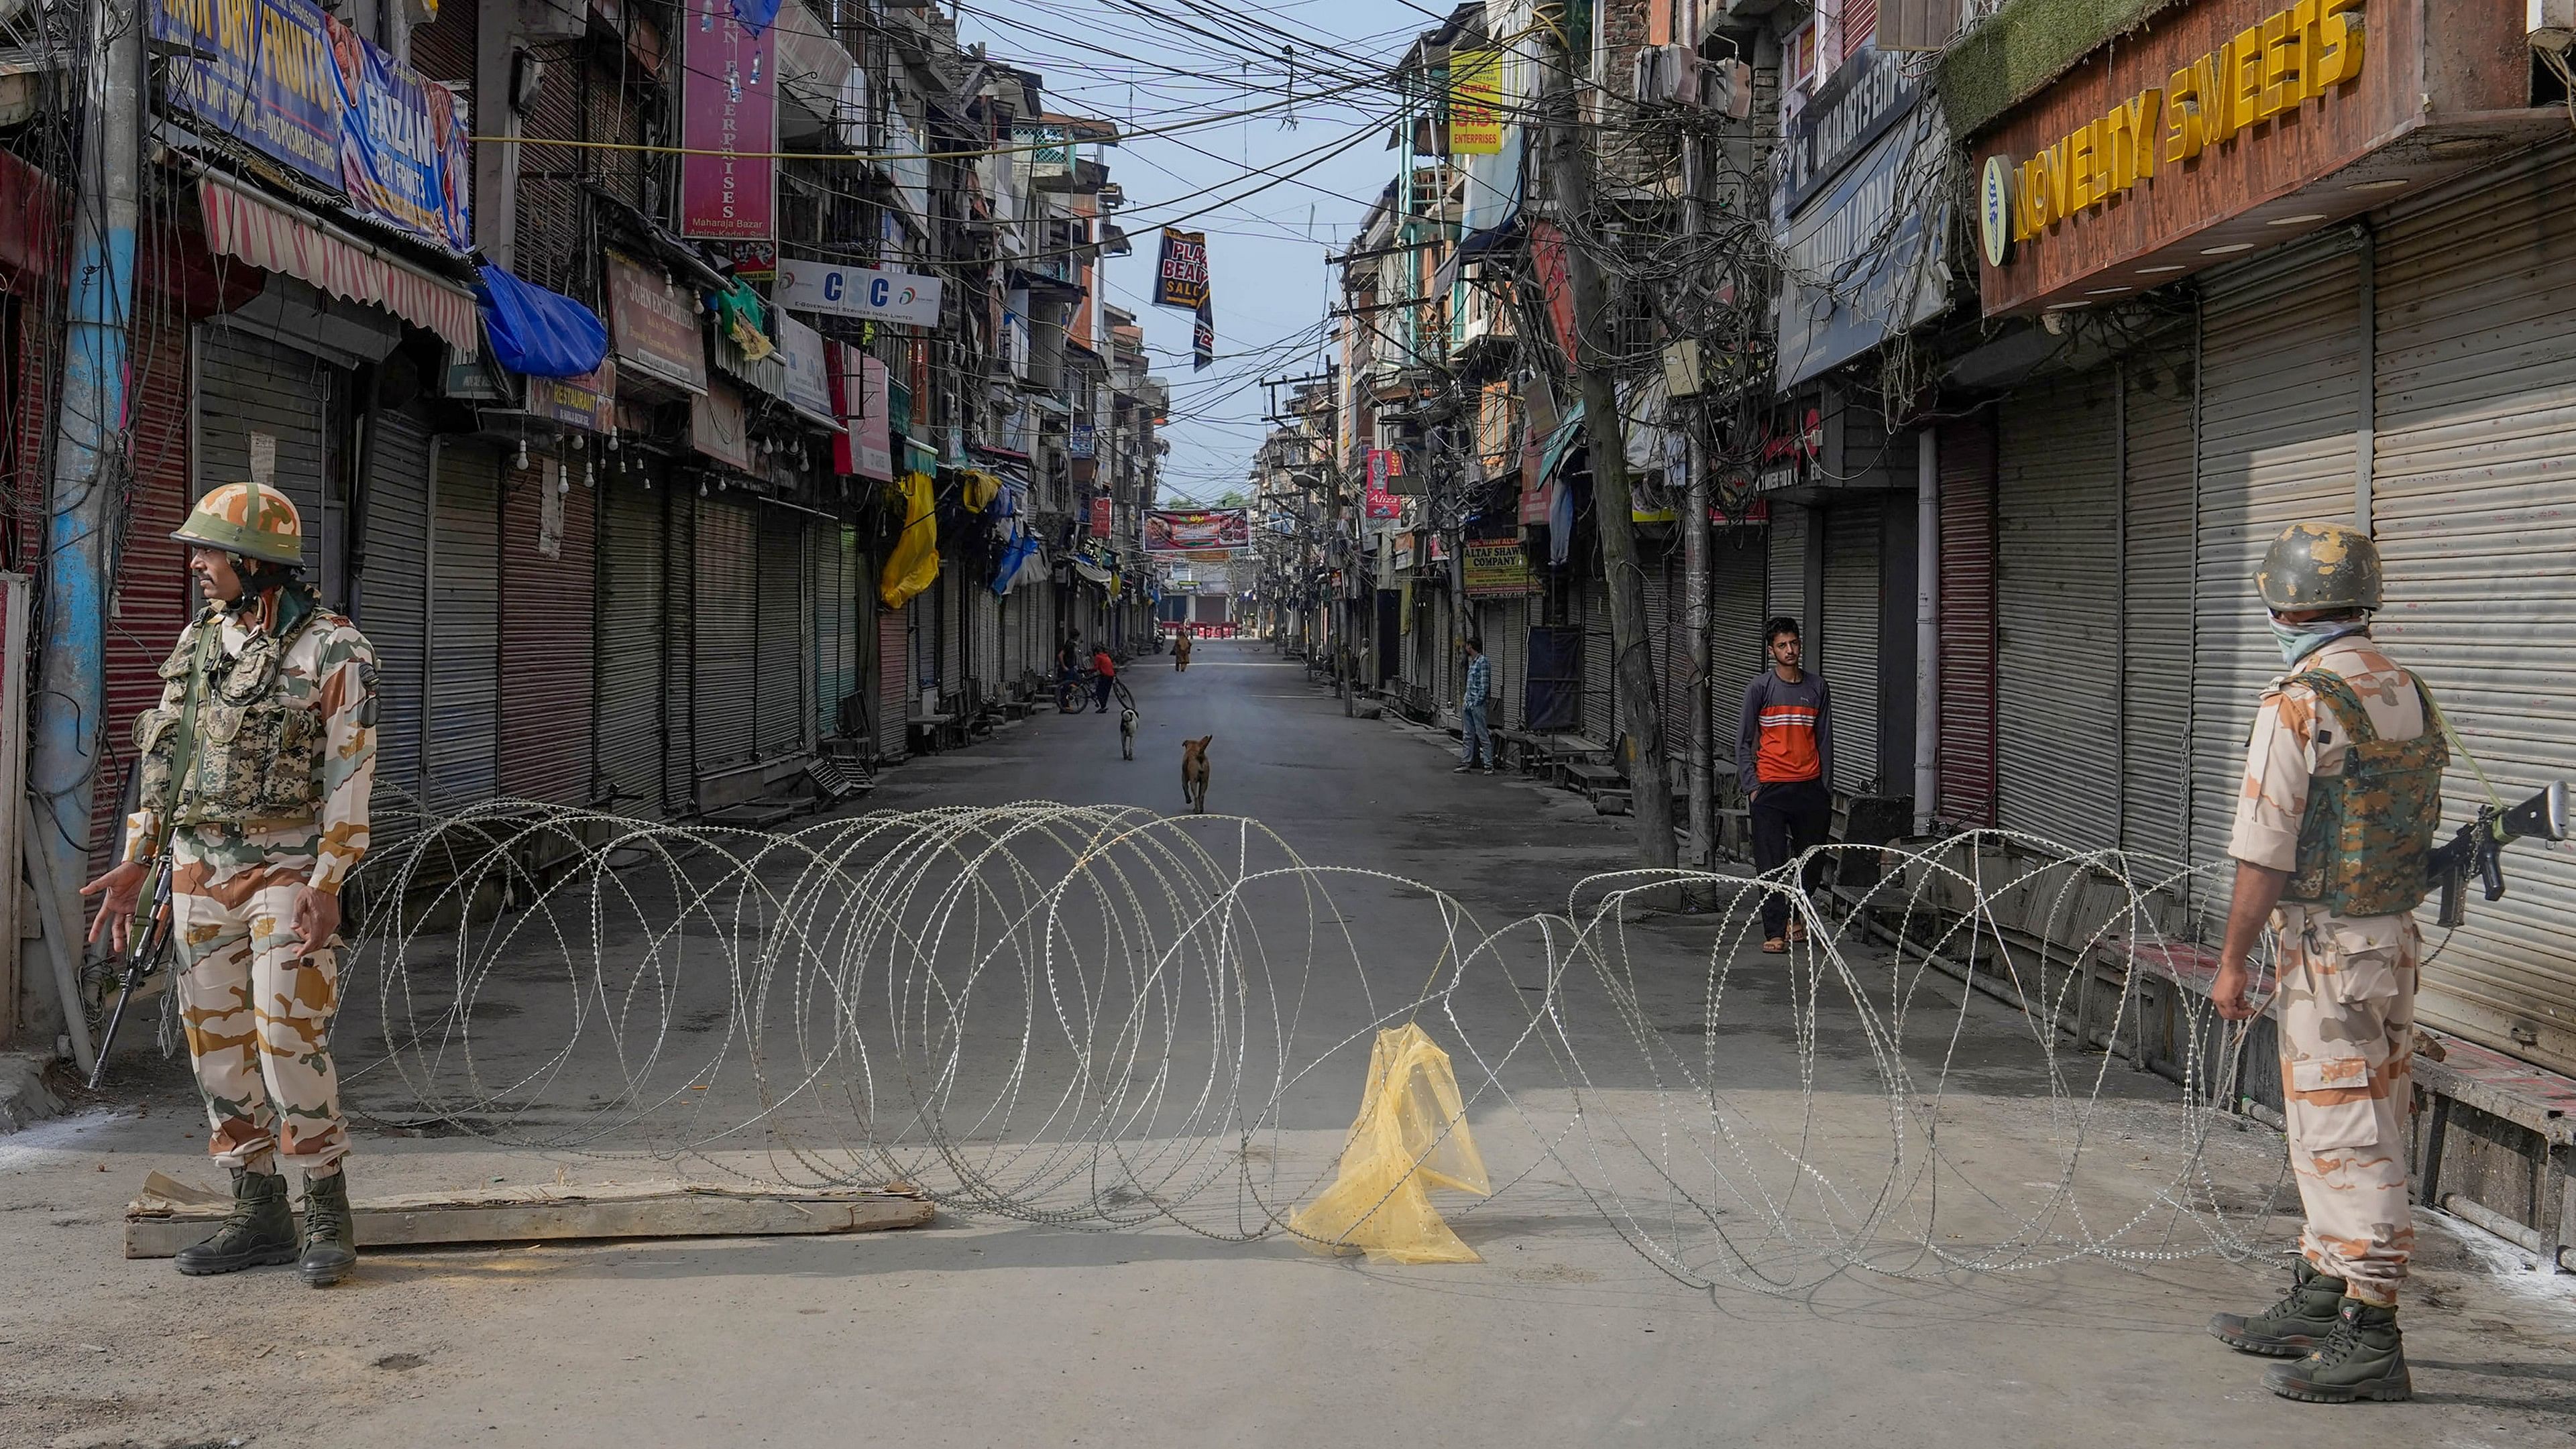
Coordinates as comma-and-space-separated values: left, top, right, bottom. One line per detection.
1287, 1023, 1491, 1264
879, 471, 938, 610
475, 265, 609, 378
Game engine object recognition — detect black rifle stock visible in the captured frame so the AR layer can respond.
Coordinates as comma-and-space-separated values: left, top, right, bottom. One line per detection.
88, 851, 174, 1090
2428, 780, 2569, 929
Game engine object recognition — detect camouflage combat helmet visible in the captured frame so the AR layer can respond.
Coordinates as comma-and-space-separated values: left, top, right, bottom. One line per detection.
2256, 520, 2382, 614
172, 482, 304, 568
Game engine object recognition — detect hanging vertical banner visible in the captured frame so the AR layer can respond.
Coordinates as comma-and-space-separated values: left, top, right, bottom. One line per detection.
1448, 48, 1504, 156
1152, 229, 1209, 310
680, 0, 775, 240
1088, 498, 1114, 537
327, 17, 471, 252
1192, 297, 1214, 371
829, 345, 894, 480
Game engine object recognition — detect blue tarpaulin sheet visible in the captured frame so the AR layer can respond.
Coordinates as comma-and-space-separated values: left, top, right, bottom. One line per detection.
476, 264, 609, 378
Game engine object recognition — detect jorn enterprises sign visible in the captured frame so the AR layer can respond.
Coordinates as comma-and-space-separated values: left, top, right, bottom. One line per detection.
1968, 0, 2538, 314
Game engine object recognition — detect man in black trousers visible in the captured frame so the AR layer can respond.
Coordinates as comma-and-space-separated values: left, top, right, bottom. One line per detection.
1734, 617, 1835, 953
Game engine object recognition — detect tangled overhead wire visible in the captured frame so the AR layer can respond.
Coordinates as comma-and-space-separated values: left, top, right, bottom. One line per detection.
329, 798, 2294, 1295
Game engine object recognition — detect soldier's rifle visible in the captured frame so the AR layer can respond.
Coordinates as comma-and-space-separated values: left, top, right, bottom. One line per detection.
88, 842, 176, 1090
2427, 780, 2569, 929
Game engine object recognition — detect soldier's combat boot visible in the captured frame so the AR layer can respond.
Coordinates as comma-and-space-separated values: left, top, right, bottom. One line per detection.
172, 1167, 297, 1276
2264, 1298, 2412, 1403
2208, 1259, 2347, 1356
297, 1169, 357, 1287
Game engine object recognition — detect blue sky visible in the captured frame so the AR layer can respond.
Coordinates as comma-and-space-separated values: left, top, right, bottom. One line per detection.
952, 0, 1440, 504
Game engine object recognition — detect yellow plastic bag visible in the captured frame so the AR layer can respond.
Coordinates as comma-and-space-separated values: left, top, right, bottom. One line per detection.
879, 471, 939, 610
1288, 1023, 1491, 1264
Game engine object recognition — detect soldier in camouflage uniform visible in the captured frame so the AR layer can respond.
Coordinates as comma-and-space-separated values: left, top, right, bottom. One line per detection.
2206, 521, 2446, 1403
81, 481, 378, 1287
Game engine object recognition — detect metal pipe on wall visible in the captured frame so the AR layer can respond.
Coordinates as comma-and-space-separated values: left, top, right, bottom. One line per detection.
1914, 429, 1938, 836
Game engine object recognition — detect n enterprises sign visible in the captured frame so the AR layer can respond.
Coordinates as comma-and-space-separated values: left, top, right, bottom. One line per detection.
1769, 42, 1950, 390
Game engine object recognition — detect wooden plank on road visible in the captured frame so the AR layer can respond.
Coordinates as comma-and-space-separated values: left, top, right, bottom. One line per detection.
125, 1171, 935, 1258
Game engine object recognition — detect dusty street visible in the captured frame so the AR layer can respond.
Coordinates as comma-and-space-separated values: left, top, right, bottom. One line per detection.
4, 641, 2572, 1449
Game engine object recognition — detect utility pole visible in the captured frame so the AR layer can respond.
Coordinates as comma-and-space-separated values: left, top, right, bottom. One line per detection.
1681, 133, 1714, 872
1538, 22, 1677, 871
31, 0, 144, 1027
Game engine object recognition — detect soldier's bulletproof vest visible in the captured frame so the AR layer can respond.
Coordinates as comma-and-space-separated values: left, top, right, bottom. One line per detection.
2277, 666, 2447, 917
133, 607, 329, 825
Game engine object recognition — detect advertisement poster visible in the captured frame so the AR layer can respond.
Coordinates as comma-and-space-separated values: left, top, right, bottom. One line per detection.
1364, 477, 1402, 520
1192, 298, 1214, 371
327, 17, 471, 251
527, 357, 615, 432
1088, 498, 1114, 537
605, 252, 709, 395
1463, 540, 1538, 597
1152, 229, 1209, 310
1448, 48, 1504, 156
680, 0, 776, 240
1142, 508, 1249, 555
775, 253, 943, 326
830, 345, 893, 480
1068, 422, 1096, 459
771, 310, 838, 428
155, 0, 342, 190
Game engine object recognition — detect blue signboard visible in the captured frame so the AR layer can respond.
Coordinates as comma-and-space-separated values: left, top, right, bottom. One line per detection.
330, 18, 471, 252
154, 0, 343, 190
1771, 99, 1952, 390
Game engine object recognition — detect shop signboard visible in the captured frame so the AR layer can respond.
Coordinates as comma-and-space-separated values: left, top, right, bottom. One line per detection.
605, 251, 708, 396
679, 0, 775, 239
830, 345, 893, 480
771, 310, 840, 428
1142, 508, 1249, 555
527, 357, 616, 432
774, 253, 944, 327
1463, 540, 1538, 597
1448, 48, 1504, 156
327, 17, 471, 252
155, 0, 341, 189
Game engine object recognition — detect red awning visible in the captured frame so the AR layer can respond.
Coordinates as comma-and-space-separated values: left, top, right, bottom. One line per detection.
197, 175, 479, 350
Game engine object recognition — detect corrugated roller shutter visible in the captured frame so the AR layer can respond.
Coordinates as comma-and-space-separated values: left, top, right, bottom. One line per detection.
1708, 528, 1767, 777
95, 310, 194, 872
355, 405, 431, 819
194, 325, 331, 591
814, 522, 856, 741
500, 459, 596, 805
1581, 574, 1614, 745
2372, 149, 2576, 1074
1767, 504, 1808, 632
2190, 233, 2364, 869
660, 489, 696, 814
596, 477, 665, 815
877, 604, 909, 757
973, 581, 1002, 697
693, 497, 759, 774
1936, 420, 1998, 828
906, 591, 930, 710
428, 442, 501, 808
2123, 358, 2196, 862
1995, 374, 2119, 848
1819, 502, 1883, 797
753, 505, 805, 759
1487, 596, 1527, 730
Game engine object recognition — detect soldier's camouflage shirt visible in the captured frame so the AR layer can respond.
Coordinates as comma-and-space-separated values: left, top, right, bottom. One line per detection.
2228, 634, 2427, 913
122, 599, 378, 895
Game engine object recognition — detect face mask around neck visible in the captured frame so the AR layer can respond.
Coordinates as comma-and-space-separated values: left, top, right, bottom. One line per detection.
2270, 614, 2367, 666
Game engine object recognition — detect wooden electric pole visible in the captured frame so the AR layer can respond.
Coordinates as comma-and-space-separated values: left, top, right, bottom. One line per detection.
1537, 27, 1677, 871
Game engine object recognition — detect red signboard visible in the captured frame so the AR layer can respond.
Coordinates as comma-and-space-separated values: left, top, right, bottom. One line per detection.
679, 0, 775, 240
1142, 508, 1249, 555
1088, 497, 1114, 537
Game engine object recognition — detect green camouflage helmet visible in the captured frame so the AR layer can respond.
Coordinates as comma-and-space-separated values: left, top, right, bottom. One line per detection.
172, 481, 304, 568
2256, 520, 2382, 613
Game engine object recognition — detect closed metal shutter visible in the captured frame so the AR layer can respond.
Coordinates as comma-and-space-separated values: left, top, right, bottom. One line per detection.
877, 604, 909, 757
1936, 420, 1999, 828
661, 491, 697, 815
1819, 502, 1883, 797
194, 325, 335, 599
1581, 574, 1614, 745
972, 581, 1002, 699
95, 309, 194, 872
596, 477, 665, 815
427, 441, 502, 807
2123, 358, 2196, 862
814, 522, 857, 741
754, 505, 805, 759
1995, 375, 2119, 846
2190, 232, 2365, 868
2372, 149, 2576, 1074
1486, 595, 1527, 730
355, 405, 433, 817
500, 457, 596, 805
693, 496, 759, 774
1767, 504, 1809, 632
1708, 528, 1767, 778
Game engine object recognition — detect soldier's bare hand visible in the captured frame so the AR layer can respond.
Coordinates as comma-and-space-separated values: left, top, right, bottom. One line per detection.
289, 886, 341, 954
79, 862, 148, 951
2211, 960, 2259, 1021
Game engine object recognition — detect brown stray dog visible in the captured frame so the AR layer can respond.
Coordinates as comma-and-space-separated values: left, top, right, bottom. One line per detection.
1174, 633, 1192, 671
1180, 735, 1212, 813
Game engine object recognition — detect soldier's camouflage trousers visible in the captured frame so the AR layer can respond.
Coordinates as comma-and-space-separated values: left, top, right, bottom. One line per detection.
2274, 906, 2419, 1306
171, 823, 347, 1174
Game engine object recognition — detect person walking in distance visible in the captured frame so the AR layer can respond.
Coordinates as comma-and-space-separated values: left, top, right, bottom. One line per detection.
1736, 618, 1833, 954
1091, 642, 1119, 713
1453, 634, 1496, 774
2204, 522, 2446, 1404
79, 483, 378, 1287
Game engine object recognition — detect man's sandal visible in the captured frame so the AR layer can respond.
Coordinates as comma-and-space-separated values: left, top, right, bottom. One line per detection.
1762, 937, 1789, 954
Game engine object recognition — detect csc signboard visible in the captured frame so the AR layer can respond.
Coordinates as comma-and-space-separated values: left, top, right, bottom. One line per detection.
775, 254, 944, 327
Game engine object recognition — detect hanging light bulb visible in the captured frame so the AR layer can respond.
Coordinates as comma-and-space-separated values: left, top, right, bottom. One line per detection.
515, 439, 530, 471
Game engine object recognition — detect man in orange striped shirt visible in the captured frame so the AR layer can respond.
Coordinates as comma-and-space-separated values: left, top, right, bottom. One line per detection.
1734, 617, 1834, 953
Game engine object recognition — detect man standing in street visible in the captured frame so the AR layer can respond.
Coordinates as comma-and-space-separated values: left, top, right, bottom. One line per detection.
1454, 634, 1495, 774
79, 482, 378, 1288
1736, 618, 1832, 954
1092, 641, 1119, 713
2205, 522, 2444, 1404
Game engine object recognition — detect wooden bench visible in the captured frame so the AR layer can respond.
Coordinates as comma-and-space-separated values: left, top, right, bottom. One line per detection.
1563, 760, 1625, 800
905, 711, 957, 754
